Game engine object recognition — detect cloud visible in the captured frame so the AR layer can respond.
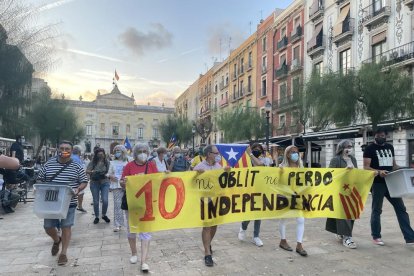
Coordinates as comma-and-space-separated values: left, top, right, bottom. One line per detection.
206, 23, 246, 57
37, 0, 77, 12
65, 48, 125, 62
119, 23, 173, 57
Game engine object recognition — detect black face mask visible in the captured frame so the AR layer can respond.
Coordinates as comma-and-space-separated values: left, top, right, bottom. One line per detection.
252, 150, 262, 158
375, 137, 386, 145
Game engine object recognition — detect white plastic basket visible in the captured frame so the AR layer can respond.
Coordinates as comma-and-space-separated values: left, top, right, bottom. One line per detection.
385, 169, 414, 198
33, 183, 74, 219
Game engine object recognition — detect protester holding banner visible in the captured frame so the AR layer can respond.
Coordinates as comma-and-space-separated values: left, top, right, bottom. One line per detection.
325, 140, 357, 249
193, 145, 225, 267
363, 127, 414, 246
278, 145, 307, 257
120, 143, 158, 272
238, 143, 265, 247
108, 145, 128, 232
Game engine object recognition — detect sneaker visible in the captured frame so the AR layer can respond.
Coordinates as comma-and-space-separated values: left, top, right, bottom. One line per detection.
204, 255, 213, 267
113, 226, 121, 232
373, 238, 385, 246
51, 237, 61, 256
57, 254, 68, 266
102, 216, 110, 223
93, 218, 99, 224
130, 255, 138, 264
141, 263, 149, 272
238, 228, 246, 241
343, 237, 357, 249
252, 237, 263, 247
335, 234, 343, 241
406, 240, 414, 245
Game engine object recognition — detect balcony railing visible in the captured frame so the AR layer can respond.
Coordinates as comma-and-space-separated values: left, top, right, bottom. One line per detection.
246, 62, 253, 71
404, 0, 414, 11
275, 63, 290, 79
332, 18, 355, 45
261, 65, 267, 75
273, 95, 298, 110
290, 26, 303, 43
291, 58, 303, 73
309, 0, 324, 22
238, 66, 245, 76
232, 72, 237, 80
245, 86, 253, 95
219, 98, 228, 107
361, 0, 391, 31
363, 41, 414, 67
277, 36, 289, 50
307, 35, 326, 59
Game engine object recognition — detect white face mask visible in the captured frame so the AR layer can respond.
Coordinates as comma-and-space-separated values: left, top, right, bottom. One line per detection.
137, 153, 148, 162
214, 155, 222, 163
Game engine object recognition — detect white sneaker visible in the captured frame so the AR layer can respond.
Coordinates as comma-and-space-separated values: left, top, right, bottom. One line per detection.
238, 228, 246, 241
252, 237, 263, 247
343, 237, 357, 249
141, 263, 149, 272
129, 255, 138, 264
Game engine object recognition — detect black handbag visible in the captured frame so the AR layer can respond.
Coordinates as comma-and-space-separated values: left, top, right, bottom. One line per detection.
121, 162, 148, 210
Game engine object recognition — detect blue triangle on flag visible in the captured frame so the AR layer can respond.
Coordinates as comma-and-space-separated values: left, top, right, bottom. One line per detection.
215, 144, 249, 168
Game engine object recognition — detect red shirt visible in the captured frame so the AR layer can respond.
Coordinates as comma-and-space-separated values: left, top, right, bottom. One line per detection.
122, 160, 158, 178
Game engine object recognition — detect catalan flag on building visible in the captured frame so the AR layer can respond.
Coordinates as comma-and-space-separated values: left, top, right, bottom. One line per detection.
216, 144, 252, 168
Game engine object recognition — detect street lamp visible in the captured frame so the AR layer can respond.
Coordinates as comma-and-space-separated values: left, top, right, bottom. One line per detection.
264, 100, 272, 152
192, 125, 196, 155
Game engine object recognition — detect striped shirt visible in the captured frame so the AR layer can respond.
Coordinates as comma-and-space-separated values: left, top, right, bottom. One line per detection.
37, 157, 88, 206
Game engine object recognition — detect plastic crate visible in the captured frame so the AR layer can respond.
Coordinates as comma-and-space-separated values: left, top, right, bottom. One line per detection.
385, 169, 414, 198
33, 183, 74, 219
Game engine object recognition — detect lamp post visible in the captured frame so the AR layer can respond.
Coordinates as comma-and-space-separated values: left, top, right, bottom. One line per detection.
192, 125, 196, 155
264, 100, 272, 152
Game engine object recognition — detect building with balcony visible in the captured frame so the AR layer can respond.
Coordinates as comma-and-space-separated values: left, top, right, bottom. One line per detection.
67, 84, 174, 153
272, 0, 305, 139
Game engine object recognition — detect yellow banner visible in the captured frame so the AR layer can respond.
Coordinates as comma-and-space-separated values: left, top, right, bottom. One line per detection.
126, 167, 374, 233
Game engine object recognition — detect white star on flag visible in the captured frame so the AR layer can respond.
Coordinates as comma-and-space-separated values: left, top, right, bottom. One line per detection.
225, 148, 239, 160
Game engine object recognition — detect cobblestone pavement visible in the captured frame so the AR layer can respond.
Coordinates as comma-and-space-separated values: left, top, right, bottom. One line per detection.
1, 189, 414, 276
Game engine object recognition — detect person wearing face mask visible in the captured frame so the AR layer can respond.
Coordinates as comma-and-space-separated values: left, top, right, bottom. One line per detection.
193, 144, 229, 267
168, 146, 190, 172
37, 141, 88, 265
86, 148, 111, 224
120, 143, 158, 272
238, 143, 265, 247
154, 147, 169, 172
108, 145, 129, 232
363, 127, 414, 246
326, 140, 358, 249
278, 145, 307, 256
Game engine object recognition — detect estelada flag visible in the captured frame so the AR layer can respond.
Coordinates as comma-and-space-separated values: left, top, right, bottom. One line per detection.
167, 134, 177, 149
115, 70, 120, 81
216, 144, 252, 168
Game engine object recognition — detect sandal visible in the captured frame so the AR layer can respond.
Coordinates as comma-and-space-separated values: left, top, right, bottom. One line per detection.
296, 248, 308, 257
279, 243, 293, 251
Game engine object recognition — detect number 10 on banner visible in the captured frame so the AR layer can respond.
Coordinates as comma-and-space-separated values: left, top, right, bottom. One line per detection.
135, 177, 185, 221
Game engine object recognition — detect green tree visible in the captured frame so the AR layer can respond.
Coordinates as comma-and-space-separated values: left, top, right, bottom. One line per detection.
159, 115, 192, 146
216, 107, 268, 143
30, 91, 84, 159
302, 62, 413, 130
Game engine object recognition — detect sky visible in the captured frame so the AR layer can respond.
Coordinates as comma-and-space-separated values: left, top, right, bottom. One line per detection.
27, 0, 293, 106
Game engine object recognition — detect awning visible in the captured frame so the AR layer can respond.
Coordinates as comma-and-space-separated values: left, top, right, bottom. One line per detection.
333, 4, 350, 37
372, 31, 387, 45
308, 23, 323, 49
302, 129, 361, 142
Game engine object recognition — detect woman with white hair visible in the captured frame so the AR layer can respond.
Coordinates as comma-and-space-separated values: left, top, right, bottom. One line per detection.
325, 139, 358, 249
120, 143, 158, 272
278, 145, 307, 257
108, 145, 128, 232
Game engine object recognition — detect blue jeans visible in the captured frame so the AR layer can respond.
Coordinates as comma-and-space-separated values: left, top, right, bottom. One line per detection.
371, 182, 414, 242
241, 220, 261, 238
90, 182, 110, 218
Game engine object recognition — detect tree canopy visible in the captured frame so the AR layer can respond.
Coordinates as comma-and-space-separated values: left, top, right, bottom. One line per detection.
159, 115, 192, 146
301, 62, 414, 130
216, 107, 268, 143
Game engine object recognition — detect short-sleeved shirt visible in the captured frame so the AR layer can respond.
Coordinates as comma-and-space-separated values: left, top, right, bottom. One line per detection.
122, 161, 158, 179
10, 142, 24, 163
37, 157, 88, 206
109, 160, 128, 189
154, 157, 168, 172
363, 143, 395, 183
193, 160, 222, 171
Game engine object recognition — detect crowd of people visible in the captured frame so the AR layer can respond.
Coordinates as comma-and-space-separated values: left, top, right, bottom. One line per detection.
3, 126, 414, 271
